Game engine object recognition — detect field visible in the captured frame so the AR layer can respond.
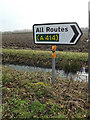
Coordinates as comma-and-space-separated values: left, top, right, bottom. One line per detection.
2, 29, 90, 119
2, 28, 88, 52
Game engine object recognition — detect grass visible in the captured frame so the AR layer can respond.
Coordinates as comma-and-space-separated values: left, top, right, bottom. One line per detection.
2, 49, 88, 72
2, 66, 90, 119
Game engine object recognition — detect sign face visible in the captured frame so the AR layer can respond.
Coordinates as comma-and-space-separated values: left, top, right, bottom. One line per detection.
33, 22, 82, 45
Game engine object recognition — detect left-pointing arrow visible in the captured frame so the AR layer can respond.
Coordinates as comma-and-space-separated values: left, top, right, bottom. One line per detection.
70, 25, 79, 43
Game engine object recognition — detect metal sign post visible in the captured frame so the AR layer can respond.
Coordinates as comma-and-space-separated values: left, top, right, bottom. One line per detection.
52, 46, 56, 84
88, 1, 90, 103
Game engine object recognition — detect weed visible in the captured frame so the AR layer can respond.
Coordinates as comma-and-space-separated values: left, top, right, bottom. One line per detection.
2, 66, 89, 119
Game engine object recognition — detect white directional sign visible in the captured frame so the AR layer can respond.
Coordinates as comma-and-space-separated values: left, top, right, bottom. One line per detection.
33, 22, 82, 45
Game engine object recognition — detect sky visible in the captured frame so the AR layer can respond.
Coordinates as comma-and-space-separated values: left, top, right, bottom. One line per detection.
0, 0, 90, 31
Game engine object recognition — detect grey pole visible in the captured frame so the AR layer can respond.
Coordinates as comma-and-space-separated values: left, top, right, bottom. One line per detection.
52, 57, 55, 84
88, 1, 90, 103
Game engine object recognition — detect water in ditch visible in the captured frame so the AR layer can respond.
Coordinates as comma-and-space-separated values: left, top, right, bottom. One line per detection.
5, 64, 88, 82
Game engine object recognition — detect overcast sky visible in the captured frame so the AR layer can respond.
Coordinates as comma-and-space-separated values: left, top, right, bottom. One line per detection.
0, 0, 90, 31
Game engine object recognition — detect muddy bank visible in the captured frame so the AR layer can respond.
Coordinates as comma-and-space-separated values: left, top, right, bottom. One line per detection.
2, 49, 88, 72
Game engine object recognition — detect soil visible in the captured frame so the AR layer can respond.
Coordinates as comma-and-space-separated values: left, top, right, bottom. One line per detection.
2, 28, 88, 52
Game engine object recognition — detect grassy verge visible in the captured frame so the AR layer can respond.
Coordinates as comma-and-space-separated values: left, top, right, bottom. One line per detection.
2, 49, 88, 72
2, 66, 89, 119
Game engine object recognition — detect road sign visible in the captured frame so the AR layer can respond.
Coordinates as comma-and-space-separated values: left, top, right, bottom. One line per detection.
33, 22, 82, 45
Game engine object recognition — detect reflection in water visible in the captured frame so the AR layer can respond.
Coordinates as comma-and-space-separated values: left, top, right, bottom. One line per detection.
5, 64, 88, 82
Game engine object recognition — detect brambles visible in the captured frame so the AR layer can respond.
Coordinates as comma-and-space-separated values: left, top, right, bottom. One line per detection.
63, 61, 81, 75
